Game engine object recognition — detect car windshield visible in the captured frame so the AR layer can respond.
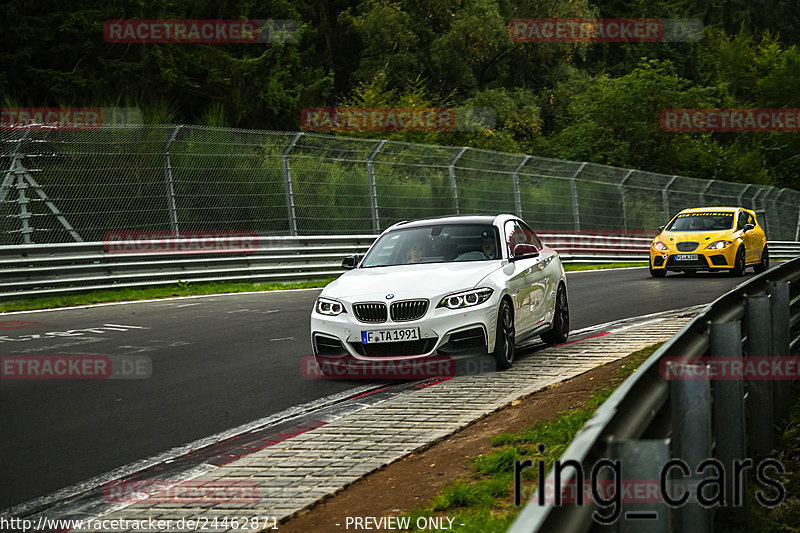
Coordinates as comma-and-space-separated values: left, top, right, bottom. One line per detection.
667, 212, 734, 232
360, 224, 500, 267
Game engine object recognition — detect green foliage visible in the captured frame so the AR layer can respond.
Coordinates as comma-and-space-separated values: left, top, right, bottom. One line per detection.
4, 0, 800, 191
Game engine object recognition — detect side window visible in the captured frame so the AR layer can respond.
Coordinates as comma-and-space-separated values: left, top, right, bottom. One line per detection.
505, 220, 540, 256
519, 222, 542, 248
737, 211, 748, 230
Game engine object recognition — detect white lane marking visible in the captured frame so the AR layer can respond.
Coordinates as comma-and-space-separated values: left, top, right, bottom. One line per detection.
226, 309, 252, 313
174, 303, 201, 308
568, 304, 704, 337
0, 383, 383, 518
270, 337, 295, 342
0, 288, 324, 315
608, 317, 667, 333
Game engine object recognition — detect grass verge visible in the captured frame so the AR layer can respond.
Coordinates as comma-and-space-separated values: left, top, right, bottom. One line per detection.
401, 343, 662, 532
563, 262, 647, 271
0, 263, 647, 312
0, 279, 335, 313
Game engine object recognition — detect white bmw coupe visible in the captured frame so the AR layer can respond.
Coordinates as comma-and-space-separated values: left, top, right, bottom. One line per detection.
310, 214, 569, 373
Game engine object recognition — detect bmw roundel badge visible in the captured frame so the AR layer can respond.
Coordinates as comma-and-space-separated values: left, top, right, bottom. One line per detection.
385, 293, 395, 299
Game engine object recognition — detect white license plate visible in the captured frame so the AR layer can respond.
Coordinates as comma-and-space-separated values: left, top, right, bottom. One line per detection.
361, 328, 420, 343
675, 254, 698, 261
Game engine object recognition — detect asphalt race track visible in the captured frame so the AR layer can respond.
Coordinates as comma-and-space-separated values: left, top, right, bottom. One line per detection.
0, 267, 757, 510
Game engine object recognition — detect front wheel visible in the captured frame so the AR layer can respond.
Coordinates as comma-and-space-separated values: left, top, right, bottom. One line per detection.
541, 284, 569, 345
754, 245, 769, 274
729, 246, 746, 277
493, 299, 515, 370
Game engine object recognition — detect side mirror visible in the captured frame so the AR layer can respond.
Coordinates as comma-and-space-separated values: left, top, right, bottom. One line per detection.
341, 255, 361, 270
658, 225, 666, 233
743, 223, 755, 232
511, 243, 539, 261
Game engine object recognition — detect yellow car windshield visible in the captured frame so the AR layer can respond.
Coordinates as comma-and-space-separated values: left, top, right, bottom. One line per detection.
667, 212, 734, 232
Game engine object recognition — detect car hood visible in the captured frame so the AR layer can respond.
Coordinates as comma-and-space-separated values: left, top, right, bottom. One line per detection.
323, 262, 503, 300
659, 229, 735, 245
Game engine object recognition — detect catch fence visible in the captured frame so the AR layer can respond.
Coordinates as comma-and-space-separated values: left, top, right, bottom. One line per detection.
2, 125, 799, 245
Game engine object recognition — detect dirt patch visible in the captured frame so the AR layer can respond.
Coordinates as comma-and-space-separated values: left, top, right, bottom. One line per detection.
280, 356, 631, 532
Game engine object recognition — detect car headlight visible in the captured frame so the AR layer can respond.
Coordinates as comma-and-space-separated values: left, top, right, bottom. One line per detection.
437, 288, 493, 310
652, 241, 668, 251
707, 240, 733, 250
316, 297, 346, 316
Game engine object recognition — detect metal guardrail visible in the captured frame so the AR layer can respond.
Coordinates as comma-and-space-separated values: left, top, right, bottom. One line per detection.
509, 257, 800, 532
0, 235, 798, 301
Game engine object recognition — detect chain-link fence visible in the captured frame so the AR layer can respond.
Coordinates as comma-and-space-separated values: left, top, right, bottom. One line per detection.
2, 124, 799, 244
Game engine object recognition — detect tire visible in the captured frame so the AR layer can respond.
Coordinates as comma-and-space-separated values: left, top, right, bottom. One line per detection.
729, 246, 746, 277
541, 284, 570, 345
754, 245, 769, 274
492, 299, 515, 370
649, 266, 667, 278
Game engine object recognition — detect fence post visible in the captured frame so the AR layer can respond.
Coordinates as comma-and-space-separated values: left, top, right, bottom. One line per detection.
511, 155, 530, 218
796, 204, 800, 242
662, 176, 678, 222
710, 321, 748, 524
670, 362, 712, 533
745, 294, 773, 457
282, 132, 303, 236
163, 125, 182, 236
768, 281, 791, 423
366, 140, 387, 233
569, 162, 587, 231
619, 169, 634, 232
773, 188, 787, 240
448, 147, 468, 215
700, 179, 714, 205
736, 184, 751, 208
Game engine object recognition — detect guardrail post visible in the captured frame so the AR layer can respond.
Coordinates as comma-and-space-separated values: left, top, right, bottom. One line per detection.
662, 176, 678, 222
619, 170, 634, 232
612, 439, 672, 532
448, 147, 467, 215
511, 155, 530, 218
768, 281, 791, 423
670, 362, 712, 533
746, 294, 774, 457
710, 321, 748, 523
163, 125, 182, 236
569, 162, 586, 231
282, 132, 303, 236
366, 140, 387, 233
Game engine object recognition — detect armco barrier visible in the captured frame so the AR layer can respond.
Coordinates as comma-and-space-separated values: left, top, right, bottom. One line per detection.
508, 257, 800, 532
0, 235, 798, 301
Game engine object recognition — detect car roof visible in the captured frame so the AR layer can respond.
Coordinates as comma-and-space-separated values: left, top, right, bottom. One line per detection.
387, 214, 512, 230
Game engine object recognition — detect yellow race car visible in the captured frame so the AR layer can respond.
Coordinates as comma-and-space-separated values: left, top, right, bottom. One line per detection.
649, 207, 768, 278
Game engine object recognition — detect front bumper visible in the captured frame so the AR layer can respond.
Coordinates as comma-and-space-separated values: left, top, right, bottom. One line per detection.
649, 244, 738, 271
310, 297, 498, 364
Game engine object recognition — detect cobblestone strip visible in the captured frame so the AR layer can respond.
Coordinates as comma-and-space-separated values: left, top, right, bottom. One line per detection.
75, 313, 690, 532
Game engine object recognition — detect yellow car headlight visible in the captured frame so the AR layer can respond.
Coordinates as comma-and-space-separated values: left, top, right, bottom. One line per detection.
707, 240, 733, 250
652, 241, 667, 251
